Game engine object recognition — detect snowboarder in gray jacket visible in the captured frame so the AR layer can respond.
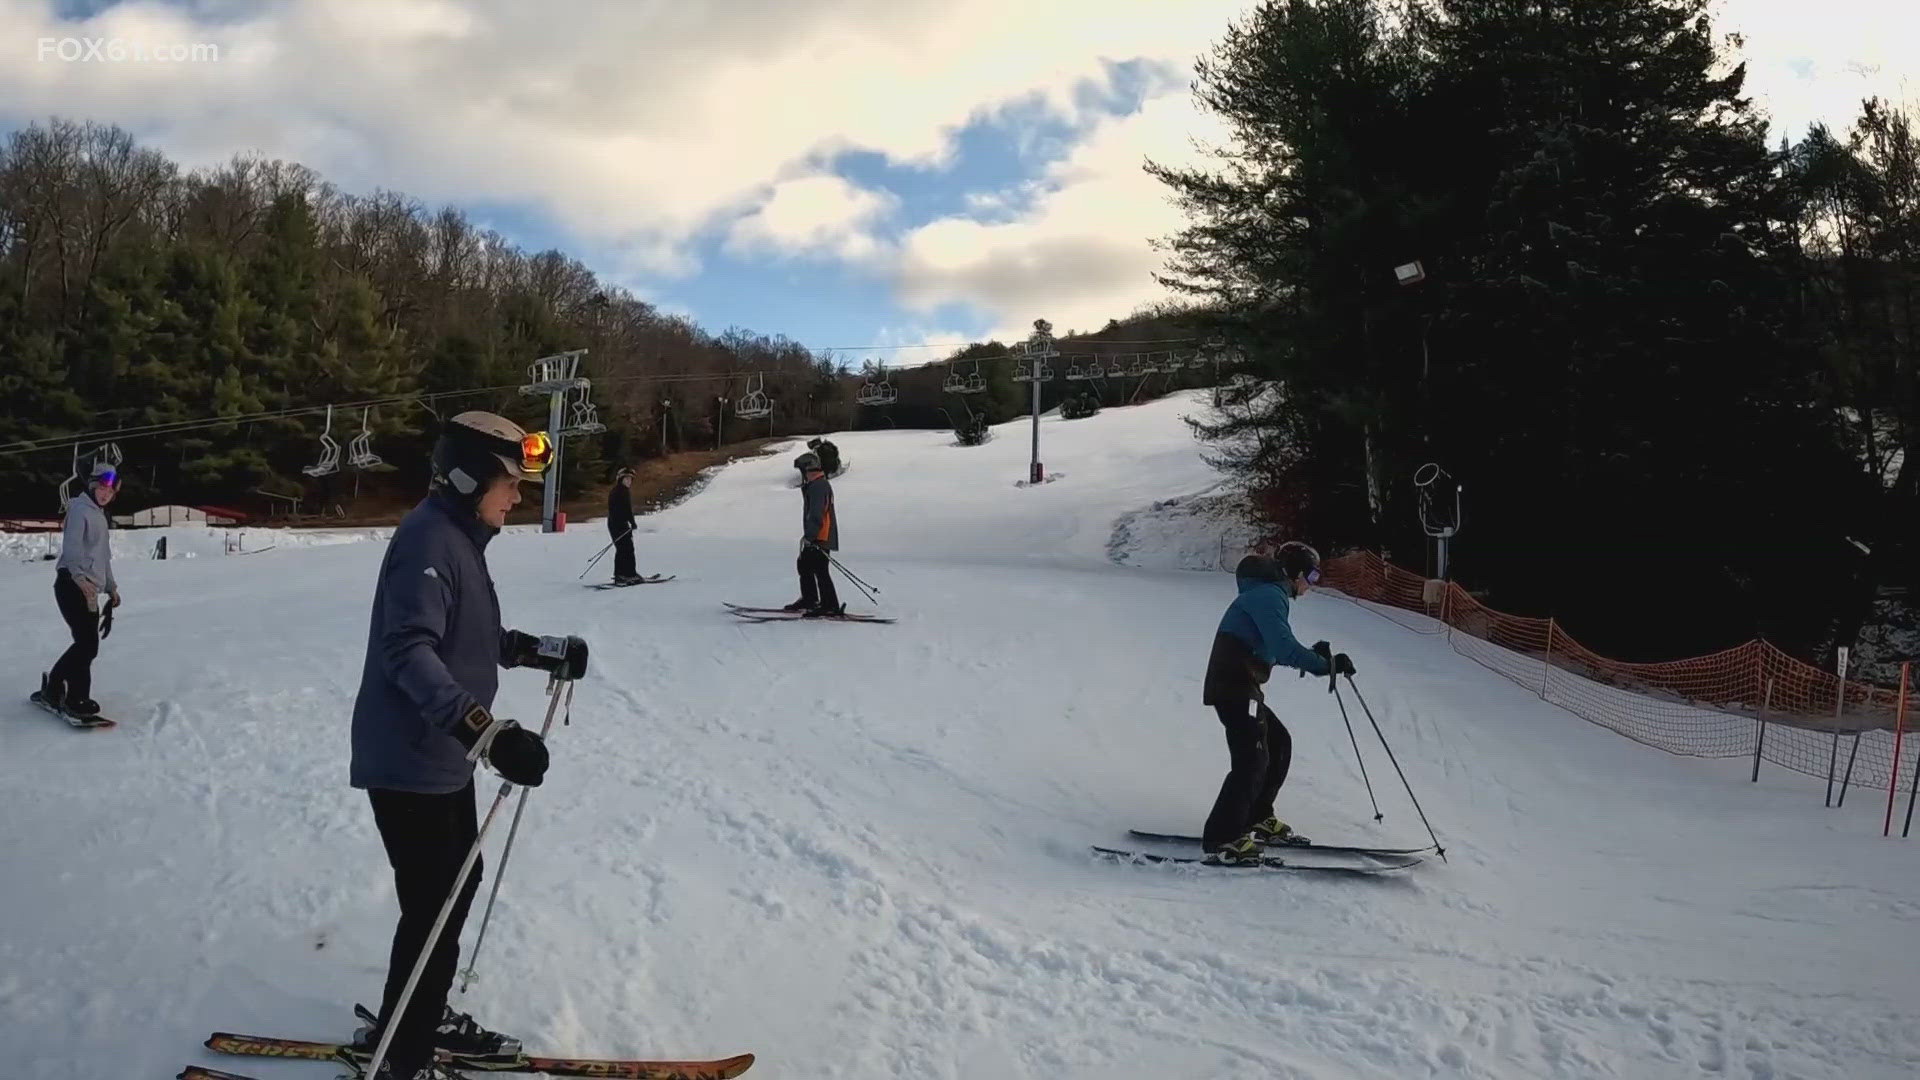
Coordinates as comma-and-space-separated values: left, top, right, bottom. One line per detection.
347, 411, 591, 1080
38, 460, 122, 718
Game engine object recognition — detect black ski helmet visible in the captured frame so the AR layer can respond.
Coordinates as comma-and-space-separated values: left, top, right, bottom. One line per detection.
432, 411, 546, 497
614, 466, 635, 483
1274, 540, 1322, 583
1235, 554, 1282, 583
794, 451, 821, 473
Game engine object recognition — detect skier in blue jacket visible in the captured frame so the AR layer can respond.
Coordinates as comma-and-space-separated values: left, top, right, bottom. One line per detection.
1200, 541, 1354, 862
348, 411, 591, 1080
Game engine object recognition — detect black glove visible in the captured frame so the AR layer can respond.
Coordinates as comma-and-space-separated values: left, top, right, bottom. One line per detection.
508, 631, 590, 681
449, 705, 548, 786
1301, 641, 1328, 677
488, 725, 550, 787
1332, 652, 1356, 677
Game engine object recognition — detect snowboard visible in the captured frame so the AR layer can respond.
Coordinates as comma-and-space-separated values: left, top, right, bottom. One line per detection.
28, 691, 116, 729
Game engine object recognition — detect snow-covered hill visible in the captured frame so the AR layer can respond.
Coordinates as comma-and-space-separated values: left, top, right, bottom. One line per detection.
2, 393, 1914, 1080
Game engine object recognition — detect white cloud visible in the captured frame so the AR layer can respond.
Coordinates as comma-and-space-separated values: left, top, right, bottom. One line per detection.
894, 90, 1228, 342
0, 0, 1252, 279
725, 174, 897, 262
6, 0, 1908, 338
1717, 0, 1920, 140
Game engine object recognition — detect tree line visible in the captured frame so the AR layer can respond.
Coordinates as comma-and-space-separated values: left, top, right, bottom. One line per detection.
1152, 0, 1918, 667
0, 119, 848, 515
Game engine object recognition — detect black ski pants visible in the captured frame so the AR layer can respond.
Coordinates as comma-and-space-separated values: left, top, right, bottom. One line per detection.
610, 521, 637, 580
48, 570, 99, 703
368, 781, 483, 1075
797, 545, 839, 611
1201, 696, 1293, 851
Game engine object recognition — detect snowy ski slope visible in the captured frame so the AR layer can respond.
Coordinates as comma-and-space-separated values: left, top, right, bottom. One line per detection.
2, 392, 1915, 1079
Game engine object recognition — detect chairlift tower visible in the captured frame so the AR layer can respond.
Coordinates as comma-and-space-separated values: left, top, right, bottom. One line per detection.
1014, 319, 1058, 484
1414, 462, 1464, 580
521, 349, 593, 533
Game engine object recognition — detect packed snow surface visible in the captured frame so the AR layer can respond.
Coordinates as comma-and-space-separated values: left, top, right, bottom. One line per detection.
3, 393, 1915, 1080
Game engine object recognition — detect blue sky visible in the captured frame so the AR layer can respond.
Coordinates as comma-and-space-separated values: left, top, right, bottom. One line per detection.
5, 0, 1914, 363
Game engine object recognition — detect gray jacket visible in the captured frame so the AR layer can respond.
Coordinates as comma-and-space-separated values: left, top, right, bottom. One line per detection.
350, 494, 525, 793
801, 473, 838, 552
56, 493, 116, 593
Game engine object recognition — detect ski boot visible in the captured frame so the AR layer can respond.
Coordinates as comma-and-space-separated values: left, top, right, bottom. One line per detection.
782, 598, 811, 612
1207, 833, 1264, 866
64, 696, 102, 719
613, 574, 643, 586
802, 602, 846, 618
353, 1003, 522, 1066
434, 1004, 523, 1063
1249, 816, 1308, 847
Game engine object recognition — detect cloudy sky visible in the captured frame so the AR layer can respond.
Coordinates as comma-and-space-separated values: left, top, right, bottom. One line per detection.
4, 0, 1914, 361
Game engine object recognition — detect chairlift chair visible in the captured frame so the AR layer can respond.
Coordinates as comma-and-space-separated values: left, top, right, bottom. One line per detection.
303, 405, 342, 477
734, 373, 773, 420
946, 359, 988, 395
1011, 347, 1040, 383
347, 408, 384, 469
566, 385, 607, 435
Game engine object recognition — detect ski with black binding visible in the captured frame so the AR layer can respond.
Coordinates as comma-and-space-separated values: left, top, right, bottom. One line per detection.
1093, 845, 1421, 874
723, 602, 893, 624
1126, 829, 1432, 859
588, 575, 677, 589
198, 1031, 755, 1078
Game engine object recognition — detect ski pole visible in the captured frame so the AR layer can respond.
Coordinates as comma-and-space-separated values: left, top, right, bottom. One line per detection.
1330, 680, 1384, 823
827, 553, 880, 604
1342, 676, 1447, 861
364, 678, 570, 1080
458, 678, 575, 993
577, 525, 636, 579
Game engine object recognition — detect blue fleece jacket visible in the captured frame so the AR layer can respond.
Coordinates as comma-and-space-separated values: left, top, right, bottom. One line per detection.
1218, 572, 1329, 676
350, 493, 524, 793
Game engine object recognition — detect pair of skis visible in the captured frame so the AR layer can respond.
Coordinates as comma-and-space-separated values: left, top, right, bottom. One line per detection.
1093, 829, 1435, 875
723, 602, 892, 624
586, 574, 677, 590
27, 691, 116, 729
186, 1032, 752, 1079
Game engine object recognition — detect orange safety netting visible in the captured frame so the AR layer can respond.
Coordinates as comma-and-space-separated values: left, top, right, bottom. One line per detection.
1320, 551, 1918, 799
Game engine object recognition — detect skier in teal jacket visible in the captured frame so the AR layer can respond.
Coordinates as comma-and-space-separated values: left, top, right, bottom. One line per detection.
1200, 542, 1353, 862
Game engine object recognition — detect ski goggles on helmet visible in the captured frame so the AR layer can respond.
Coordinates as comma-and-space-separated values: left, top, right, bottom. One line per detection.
91, 467, 119, 488
518, 431, 555, 477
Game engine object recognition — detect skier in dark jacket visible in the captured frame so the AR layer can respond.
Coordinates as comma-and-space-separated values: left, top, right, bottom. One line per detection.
36, 460, 122, 719
607, 466, 639, 584
1200, 542, 1353, 863
784, 451, 841, 616
348, 411, 591, 1080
